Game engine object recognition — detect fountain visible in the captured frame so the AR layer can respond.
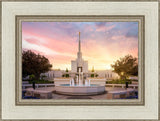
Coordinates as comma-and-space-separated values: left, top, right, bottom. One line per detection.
70, 68, 90, 86
55, 68, 105, 95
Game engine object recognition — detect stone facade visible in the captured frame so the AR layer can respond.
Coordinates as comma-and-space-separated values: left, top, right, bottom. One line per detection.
71, 60, 88, 73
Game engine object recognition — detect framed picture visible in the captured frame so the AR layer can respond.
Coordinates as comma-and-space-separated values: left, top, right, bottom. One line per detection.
16, 15, 144, 106
1, 0, 159, 120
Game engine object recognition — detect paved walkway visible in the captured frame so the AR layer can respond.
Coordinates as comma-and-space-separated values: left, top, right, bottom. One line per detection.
27, 87, 137, 99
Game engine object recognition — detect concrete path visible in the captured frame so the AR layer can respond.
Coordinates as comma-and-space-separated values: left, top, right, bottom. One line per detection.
25, 87, 137, 99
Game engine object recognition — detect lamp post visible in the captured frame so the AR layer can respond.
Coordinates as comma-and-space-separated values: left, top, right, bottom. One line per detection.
121, 72, 128, 89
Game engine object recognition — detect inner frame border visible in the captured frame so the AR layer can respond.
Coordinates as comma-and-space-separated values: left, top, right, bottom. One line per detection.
15, 15, 145, 106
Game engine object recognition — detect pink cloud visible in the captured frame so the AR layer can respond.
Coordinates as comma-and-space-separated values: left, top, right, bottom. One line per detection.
96, 25, 115, 32
22, 22, 138, 70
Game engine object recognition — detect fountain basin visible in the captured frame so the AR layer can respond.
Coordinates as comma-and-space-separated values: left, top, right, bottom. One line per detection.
55, 84, 105, 95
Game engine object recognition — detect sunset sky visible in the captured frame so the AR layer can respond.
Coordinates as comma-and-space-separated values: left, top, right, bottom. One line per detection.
22, 22, 138, 70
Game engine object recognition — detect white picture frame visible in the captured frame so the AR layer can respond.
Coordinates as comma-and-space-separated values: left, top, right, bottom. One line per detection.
1, 0, 159, 120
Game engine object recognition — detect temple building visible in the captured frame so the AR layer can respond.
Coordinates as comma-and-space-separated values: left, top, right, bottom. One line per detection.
71, 32, 88, 73
41, 32, 119, 81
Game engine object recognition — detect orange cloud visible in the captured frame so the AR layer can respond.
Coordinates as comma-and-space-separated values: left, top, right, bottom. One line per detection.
22, 22, 138, 70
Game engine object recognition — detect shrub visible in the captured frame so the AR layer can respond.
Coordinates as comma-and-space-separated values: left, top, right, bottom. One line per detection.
106, 79, 132, 84
28, 79, 54, 84
91, 74, 94, 77
66, 74, 69, 77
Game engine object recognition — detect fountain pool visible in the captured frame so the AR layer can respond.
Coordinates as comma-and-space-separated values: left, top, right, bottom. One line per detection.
55, 84, 105, 95
55, 67, 105, 95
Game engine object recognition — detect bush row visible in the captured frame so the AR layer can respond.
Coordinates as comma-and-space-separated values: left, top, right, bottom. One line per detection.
28, 79, 54, 84
106, 79, 132, 84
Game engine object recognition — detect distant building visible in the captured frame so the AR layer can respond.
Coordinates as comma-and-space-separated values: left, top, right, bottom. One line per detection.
41, 69, 119, 81
41, 69, 64, 80
96, 70, 119, 80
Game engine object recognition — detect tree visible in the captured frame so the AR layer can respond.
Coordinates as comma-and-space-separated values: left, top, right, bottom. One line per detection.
65, 68, 69, 77
91, 66, 95, 77
62, 68, 69, 78
22, 50, 52, 79
62, 74, 65, 77
29, 74, 35, 81
95, 74, 98, 77
91, 66, 95, 72
66, 68, 69, 72
111, 55, 138, 79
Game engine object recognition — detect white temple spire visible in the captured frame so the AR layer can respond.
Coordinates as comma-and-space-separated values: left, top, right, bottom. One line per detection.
77, 32, 82, 64
79, 32, 81, 52
71, 32, 88, 73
